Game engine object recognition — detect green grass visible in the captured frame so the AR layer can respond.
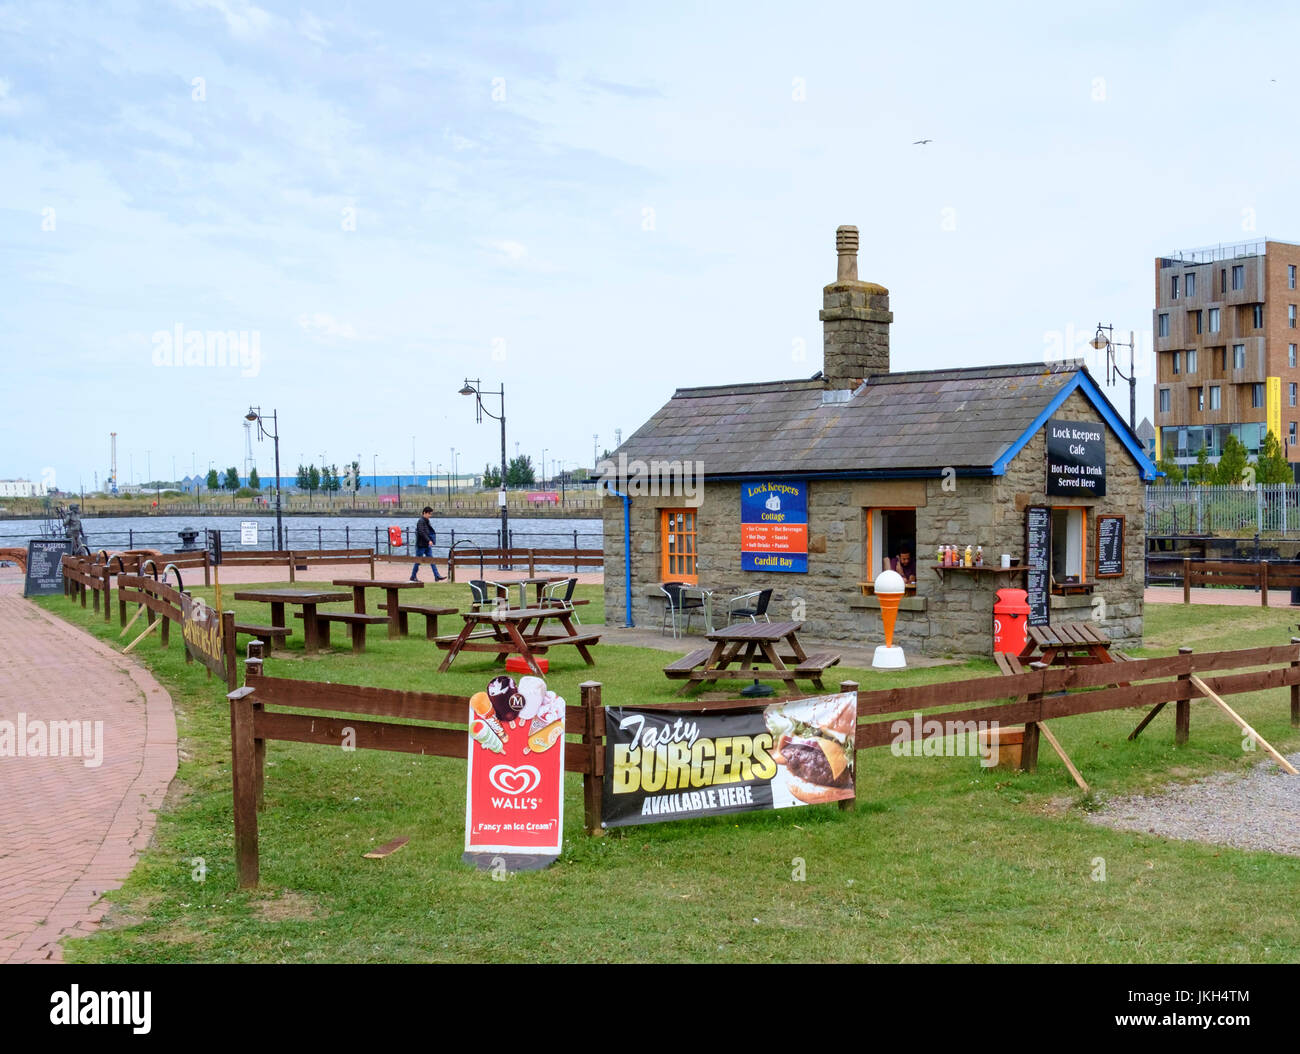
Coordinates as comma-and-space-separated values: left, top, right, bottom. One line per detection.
34, 586, 1300, 963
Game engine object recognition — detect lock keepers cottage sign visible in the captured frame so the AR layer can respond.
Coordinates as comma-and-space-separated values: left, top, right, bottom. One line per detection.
1046, 419, 1106, 497
741, 479, 808, 573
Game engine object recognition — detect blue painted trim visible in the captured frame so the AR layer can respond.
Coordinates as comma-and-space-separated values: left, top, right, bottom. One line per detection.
990, 371, 1159, 481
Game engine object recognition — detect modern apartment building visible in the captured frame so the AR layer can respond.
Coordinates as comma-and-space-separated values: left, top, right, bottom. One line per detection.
1153, 238, 1300, 469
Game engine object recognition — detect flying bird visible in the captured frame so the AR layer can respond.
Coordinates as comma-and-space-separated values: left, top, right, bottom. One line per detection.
913, 138, 933, 145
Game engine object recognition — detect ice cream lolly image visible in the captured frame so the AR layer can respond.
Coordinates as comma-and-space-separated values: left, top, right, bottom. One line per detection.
523, 715, 563, 754
470, 691, 507, 741
486, 675, 520, 724
471, 718, 505, 754
516, 676, 547, 722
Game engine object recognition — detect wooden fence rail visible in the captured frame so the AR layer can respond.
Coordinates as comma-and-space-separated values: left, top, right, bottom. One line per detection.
444, 547, 604, 579
1177, 558, 1300, 606
226, 640, 1300, 886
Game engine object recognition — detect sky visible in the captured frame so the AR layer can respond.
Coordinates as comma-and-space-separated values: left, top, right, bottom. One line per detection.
4, 0, 1300, 490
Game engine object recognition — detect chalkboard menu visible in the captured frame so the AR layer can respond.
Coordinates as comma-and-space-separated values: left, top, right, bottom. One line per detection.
23, 539, 72, 597
1024, 506, 1051, 627
1096, 515, 1124, 577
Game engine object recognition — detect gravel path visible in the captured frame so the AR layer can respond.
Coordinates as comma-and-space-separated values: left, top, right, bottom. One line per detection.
1087, 752, 1300, 856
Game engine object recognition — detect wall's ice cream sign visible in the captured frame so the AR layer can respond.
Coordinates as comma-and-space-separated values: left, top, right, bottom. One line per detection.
741, 479, 808, 572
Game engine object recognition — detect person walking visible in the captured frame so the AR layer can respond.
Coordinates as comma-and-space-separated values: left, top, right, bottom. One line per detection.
411, 507, 445, 581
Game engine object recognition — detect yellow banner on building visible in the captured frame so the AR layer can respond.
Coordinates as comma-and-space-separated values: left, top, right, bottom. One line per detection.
1268, 376, 1282, 446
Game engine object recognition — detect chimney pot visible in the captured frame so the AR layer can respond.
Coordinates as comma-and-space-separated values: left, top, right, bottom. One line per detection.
835, 225, 859, 282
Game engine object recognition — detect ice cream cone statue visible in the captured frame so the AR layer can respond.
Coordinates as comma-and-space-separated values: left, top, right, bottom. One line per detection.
872, 568, 907, 670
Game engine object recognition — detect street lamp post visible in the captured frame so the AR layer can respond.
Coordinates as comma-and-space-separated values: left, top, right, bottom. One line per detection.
1091, 324, 1137, 431
459, 378, 509, 553
244, 406, 284, 550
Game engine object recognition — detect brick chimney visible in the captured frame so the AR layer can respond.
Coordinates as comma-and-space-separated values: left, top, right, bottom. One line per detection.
820, 225, 892, 390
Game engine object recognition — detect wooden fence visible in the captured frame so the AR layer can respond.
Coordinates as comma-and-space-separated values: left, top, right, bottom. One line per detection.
225, 640, 1300, 886
1171, 558, 1300, 606
445, 547, 604, 579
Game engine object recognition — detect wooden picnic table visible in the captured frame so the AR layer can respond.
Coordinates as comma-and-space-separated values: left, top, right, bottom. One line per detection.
1016, 621, 1116, 668
436, 606, 602, 677
665, 620, 840, 695
231, 588, 351, 653
332, 578, 423, 639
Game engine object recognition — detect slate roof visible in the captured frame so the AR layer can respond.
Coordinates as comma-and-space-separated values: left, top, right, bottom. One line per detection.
615, 359, 1134, 478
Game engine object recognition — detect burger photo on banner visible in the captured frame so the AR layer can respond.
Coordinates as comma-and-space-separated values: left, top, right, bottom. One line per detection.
602, 693, 856, 828
464, 674, 565, 870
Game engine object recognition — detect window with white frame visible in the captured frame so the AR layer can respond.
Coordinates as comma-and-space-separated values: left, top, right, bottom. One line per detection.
1159, 388, 1170, 413
1233, 344, 1246, 369
1253, 383, 1266, 408
1209, 385, 1221, 410
1051, 507, 1086, 587
1186, 348, 1197, 373
1290, 383, 1297, 408
1209, 308, 1221, 332
1186, 272, 1196, 297
1232, 265, 1244, 290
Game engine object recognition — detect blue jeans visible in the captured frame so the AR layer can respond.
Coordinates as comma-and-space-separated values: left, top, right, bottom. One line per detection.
412, 543, 443, 580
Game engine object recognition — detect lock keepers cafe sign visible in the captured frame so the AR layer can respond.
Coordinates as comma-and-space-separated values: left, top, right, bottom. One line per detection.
1046, 419, 1106, 497
741, 479, 808, 573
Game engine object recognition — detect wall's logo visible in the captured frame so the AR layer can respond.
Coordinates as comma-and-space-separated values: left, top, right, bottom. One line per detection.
488, 764, 541, 796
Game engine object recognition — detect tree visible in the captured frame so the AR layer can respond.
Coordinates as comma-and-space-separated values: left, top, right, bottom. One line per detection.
482, 462, 502, 488
307, 465, 321, 495
248, 468, 260, 490
1156, 456, 1184, 484
295, 464, 309, 492
1214, 435, 1247, 485
505, 454, 535, 488
223, 466, 240, 491
1257, 430, 1293, 484
205, 468, 220, 491
1186, 445, 1211, 485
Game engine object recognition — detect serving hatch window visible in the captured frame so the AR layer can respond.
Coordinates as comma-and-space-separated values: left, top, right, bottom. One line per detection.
864, 508, 918, 587
661, 509, 697, 584
1051, 507, 1087, 589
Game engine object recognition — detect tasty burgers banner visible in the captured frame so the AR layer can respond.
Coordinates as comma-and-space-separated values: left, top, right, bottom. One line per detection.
602, 694, 856, 828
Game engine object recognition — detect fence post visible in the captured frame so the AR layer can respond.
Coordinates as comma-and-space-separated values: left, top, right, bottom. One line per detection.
221, 609, 238, 691
1175, 646, 1193, 745
838, 679, 858, 812
318, 525, 322, 549
1284, 483, 1289, 535
1261, 560, 1270, 608
1183, 558, 1191, 604
1020, 662, 1046, 773
580, 681, 605, 835
1290, 638, 1300, 729
345, 525, 350, 547
1257, 483, 1264, 534
229, 684, 260, 888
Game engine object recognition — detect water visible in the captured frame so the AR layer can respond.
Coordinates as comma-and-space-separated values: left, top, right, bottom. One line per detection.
0, 514, 603, 554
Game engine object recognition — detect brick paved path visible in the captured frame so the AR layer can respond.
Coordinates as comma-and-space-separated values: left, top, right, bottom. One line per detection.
0, 572, 176, 962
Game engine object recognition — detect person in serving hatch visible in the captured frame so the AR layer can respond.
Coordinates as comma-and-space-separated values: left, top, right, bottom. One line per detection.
411, 507, 446, 582
891, 542, 917, 584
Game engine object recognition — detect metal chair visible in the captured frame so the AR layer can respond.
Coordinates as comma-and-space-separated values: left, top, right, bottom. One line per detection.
469, 579, 509, 612
727, 588, 773, 624
541, 576, 580, 623
661, 582, 704, 638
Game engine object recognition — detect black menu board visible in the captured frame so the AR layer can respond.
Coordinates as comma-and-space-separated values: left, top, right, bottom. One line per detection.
23, 539, 72, 597
1096, 515, 1124, 577
1025, 506, 1050, 627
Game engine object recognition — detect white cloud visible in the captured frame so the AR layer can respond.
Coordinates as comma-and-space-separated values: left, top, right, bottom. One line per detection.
492, 240, 528, 261
175, 0, 274, 39
297, 313, 358, 340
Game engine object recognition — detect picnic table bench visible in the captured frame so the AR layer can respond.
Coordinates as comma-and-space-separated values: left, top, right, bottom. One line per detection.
437, 606, 602, 677
332, 578, 423, 640
377, 601, 460, 640
231, 588, 352, 654
304, 610, 389, 653
1018, 621, 1117, 667
672, 621, 839, 695
232, 621, 292, 653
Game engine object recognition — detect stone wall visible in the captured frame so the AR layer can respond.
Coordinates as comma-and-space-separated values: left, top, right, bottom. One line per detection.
602, 389, 1146, 654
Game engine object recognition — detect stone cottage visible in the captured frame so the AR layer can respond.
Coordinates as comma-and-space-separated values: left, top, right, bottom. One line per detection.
601, 226, 1158, 656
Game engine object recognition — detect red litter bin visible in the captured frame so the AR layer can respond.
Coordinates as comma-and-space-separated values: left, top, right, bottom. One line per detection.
993, 588, 1030, 656
387, 525, 404, 547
